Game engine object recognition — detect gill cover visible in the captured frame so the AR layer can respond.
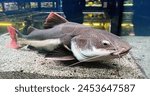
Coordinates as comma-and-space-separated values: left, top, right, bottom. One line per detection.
71, 36, 114, 61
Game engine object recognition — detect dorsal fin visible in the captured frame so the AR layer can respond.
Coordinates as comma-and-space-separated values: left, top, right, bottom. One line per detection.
27, 26, 38, 34
44, 12, 68, 29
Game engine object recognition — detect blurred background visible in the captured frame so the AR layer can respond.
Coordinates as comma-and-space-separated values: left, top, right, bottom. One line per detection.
0, 0, 149, 36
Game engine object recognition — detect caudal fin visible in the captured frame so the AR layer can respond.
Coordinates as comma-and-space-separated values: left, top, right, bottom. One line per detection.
6, 26, 20, 49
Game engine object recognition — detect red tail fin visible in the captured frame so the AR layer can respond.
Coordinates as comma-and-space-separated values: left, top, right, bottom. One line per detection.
6, 26, 19, 49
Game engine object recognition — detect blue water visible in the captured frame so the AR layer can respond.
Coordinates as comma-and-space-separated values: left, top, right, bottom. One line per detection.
133, 0, 150, 36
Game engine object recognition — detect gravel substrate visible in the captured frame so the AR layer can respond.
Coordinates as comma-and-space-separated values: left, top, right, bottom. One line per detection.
0, 33, 146, 79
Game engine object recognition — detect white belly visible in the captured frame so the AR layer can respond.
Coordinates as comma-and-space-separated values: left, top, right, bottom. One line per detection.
18, 38, 61, 51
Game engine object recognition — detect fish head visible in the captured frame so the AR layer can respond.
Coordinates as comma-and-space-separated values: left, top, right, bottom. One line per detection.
71, 30, 131, 61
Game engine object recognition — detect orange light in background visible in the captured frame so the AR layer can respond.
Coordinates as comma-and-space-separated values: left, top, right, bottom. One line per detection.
0, 22, 12, 26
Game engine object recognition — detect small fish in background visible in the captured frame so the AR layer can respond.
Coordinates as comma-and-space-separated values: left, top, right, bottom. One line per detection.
6, 12, 131, 62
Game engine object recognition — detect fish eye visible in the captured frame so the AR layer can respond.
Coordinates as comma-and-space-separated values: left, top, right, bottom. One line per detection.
102, 40, 110, 46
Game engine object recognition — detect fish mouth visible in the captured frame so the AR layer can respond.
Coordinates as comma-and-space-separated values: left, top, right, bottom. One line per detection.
120, 50, 130, 55
111, 48, 131, 57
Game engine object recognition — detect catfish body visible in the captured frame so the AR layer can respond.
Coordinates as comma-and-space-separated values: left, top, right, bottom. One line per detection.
24, 22, 91, 46
7, 12, 131, 62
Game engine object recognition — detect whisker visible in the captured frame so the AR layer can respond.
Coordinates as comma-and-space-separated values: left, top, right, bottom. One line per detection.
117, 53, 121, 64
68, 55, 102, 67
120, 56, 126, 64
